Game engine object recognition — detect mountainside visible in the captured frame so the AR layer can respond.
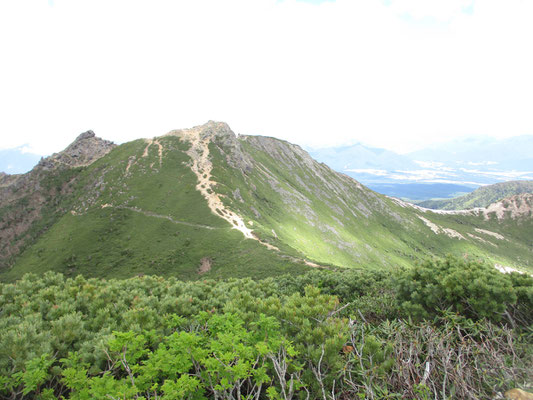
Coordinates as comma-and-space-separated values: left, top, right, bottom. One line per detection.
419, 181, 533, 210
1, 122, 532, 282
0, 131, 115, 269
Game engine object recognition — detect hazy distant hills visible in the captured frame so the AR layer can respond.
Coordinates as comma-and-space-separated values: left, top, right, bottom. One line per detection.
309, 135, 533, 200
307, 143, 418, 172
409, 136, 533, 168
1, 122, 532, 282
418, 181, 533, 210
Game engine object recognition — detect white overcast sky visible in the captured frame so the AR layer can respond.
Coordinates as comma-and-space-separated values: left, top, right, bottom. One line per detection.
0, 0, 532, 155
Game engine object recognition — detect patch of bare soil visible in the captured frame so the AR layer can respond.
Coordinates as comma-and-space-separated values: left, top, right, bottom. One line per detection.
141, 139, 163, 168
417, 215, 465, 240
198, 257, 212, 274
142, 139, 152, 158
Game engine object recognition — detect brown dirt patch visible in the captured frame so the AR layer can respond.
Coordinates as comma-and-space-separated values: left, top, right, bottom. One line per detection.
198, 257, 212, 274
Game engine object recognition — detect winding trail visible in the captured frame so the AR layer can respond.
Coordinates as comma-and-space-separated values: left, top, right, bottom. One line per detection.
168, 127, 256, 239
142, 139, 163, 167
116, 205, 218, 230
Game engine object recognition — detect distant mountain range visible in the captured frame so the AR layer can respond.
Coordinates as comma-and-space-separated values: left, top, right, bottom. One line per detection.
309, 135, 533, 200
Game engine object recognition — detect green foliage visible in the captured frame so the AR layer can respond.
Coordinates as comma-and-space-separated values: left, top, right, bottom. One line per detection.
59, 313, 300, 399
507, 272, 533, 326
0, 271, 346, 399
13, 354, 54, 396
0, 264, 531, 399
275, 268, 399, 321
397, 256, 518, 321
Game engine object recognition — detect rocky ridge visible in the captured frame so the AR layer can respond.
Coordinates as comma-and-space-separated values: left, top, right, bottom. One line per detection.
37, 130, 115, 170
0, 131, 115, 268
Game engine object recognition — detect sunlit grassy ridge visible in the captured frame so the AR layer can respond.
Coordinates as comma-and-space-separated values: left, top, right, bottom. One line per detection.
209, 133, 533, 273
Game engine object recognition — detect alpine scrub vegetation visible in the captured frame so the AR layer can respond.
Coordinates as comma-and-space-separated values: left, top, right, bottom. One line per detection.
397, 256, 519, 322
0, 257, 531, 399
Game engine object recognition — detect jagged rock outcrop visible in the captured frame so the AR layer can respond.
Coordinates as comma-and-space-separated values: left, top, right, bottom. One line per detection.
0, 131, 115, 268
483, 193, 533, 220
38, 130, 115, 170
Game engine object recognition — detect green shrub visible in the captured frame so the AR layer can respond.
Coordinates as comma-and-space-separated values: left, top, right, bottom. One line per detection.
508, 272, 533, 326
397, 256, 517, 321
0, 266, 530, 399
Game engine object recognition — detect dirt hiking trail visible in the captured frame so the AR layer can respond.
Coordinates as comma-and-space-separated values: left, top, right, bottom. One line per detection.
167, 126, 256, 239
166, 124, 324, 269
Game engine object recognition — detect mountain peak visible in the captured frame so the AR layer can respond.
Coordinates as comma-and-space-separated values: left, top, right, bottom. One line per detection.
37, 130, 115, 170
2, 123, 532, 279
203, 120, 232, 131
165, 121, 237, 149
73, 130, 96, 142
189, 120, 234, 137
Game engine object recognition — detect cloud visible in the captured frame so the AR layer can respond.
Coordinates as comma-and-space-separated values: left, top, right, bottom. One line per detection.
386, 0, 474, 20
344, 169, 389, 176
0, 0, 532, 155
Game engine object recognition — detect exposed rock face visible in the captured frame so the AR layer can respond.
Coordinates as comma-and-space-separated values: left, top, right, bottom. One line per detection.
0, 131, 115, 269
484, 193, 533, 220
38, 130, 115, 170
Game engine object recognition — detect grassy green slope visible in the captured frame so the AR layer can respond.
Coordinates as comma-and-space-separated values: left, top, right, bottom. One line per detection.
209, 134, 533, 273
419, 180, 533, 210
2, 123, 532, 281
419, 209, 533, 272
2, 135, 308, 282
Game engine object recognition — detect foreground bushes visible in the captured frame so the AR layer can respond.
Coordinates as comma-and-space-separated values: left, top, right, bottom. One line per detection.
397, 256, 533, 325
0, 257, 531, 399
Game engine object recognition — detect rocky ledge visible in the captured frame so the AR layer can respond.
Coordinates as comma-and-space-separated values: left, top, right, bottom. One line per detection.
38, 130, 116, 170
